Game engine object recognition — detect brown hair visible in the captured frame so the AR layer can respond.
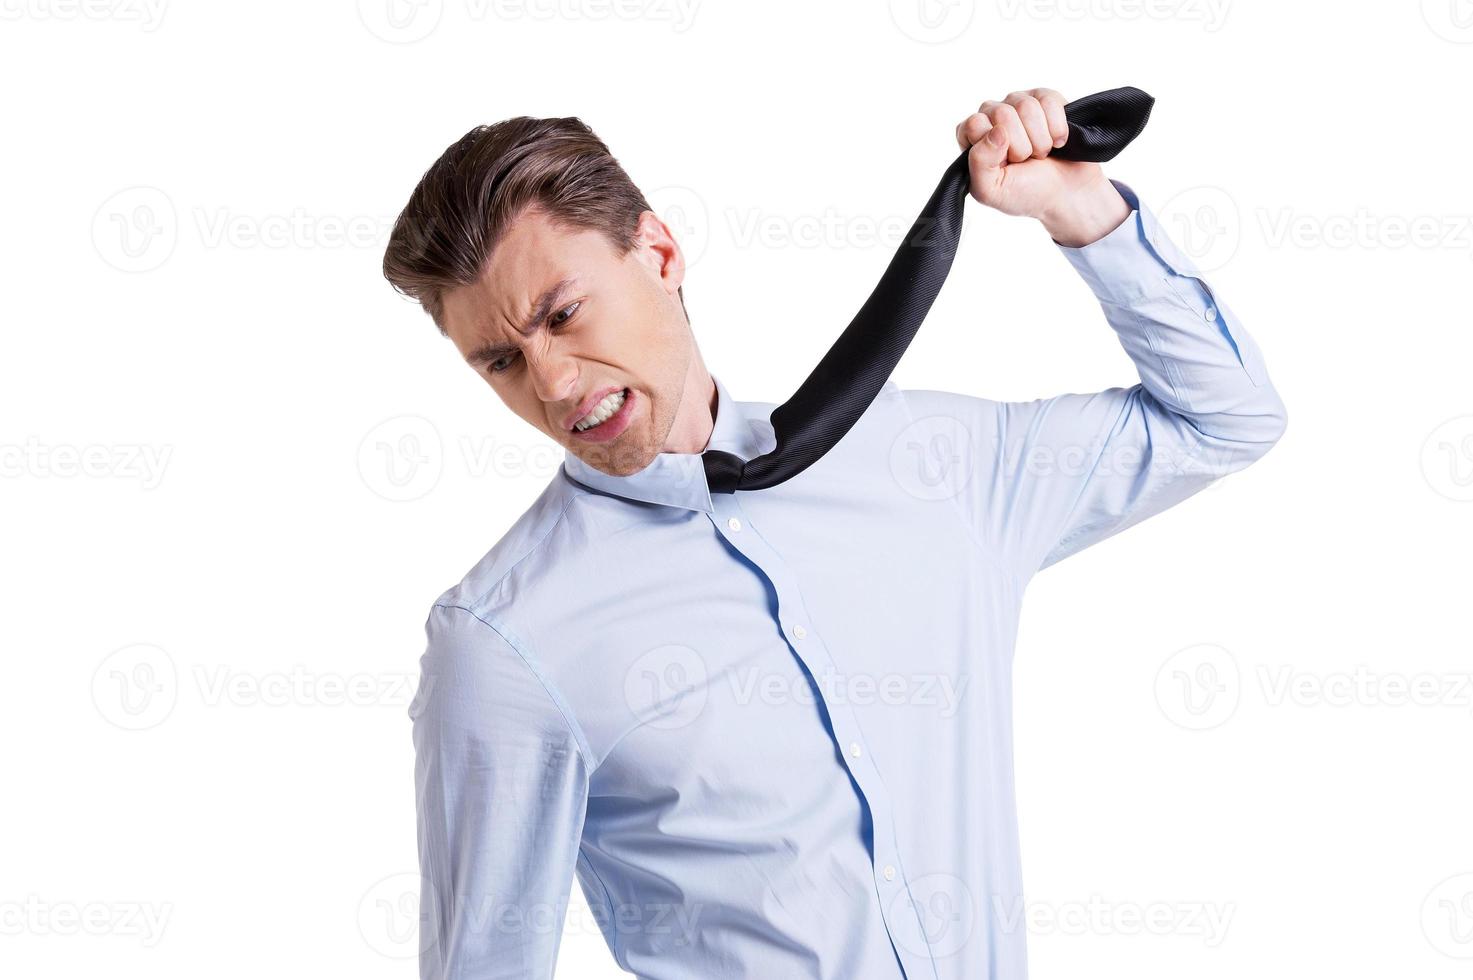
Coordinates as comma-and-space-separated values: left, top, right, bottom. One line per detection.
382, 116, 684, 335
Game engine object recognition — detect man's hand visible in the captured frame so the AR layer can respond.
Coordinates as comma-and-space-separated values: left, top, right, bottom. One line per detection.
956, 88, 1132, 247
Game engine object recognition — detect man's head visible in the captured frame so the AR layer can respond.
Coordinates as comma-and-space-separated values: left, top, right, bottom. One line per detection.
382, 116, 715, 476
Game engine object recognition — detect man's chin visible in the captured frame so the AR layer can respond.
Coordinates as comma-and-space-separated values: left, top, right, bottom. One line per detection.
567, 435, 657, 477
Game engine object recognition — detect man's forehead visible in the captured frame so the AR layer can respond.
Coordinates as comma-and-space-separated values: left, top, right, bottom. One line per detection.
442, 214, 609, 342
470, 268, 576, 321
484, 209, 607, 283
462, 224, 591, 311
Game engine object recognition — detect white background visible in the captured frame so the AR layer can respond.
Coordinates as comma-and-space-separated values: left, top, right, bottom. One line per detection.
3, 1, 1471, 977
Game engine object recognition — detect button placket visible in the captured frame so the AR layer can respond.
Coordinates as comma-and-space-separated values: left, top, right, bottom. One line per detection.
706, 495, 938, 980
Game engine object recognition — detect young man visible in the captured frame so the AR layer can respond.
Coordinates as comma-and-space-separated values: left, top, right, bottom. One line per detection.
383, 87, 1285, 979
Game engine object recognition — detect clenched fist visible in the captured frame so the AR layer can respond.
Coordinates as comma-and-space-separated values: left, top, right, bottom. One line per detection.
956, 87, 1131, 247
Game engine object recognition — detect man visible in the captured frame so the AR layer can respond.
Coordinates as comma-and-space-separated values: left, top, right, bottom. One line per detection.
383, 87, 1286, 979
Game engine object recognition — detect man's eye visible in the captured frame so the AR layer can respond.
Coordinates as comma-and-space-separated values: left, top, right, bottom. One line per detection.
488, 302, 579, 375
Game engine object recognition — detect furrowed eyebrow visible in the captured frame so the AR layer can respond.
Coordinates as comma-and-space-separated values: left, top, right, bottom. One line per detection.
465, 277, 578, 367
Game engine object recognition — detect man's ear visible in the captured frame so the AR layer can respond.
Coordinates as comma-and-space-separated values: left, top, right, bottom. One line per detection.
632, 209, 687, 298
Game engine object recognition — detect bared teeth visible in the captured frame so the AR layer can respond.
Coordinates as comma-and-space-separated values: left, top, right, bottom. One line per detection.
575, 388, 627, 431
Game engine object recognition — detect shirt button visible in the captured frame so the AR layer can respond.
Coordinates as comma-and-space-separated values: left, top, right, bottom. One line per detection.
849, 742, 862, 760
883, 865, 896, 881
1203, 306, 1217, 321
792, 624, 807, 639
727, 517, 742, 532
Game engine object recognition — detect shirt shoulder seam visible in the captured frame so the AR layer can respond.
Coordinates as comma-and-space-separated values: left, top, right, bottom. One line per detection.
893, 385, 1027, 590
432, 601, 599, 773
458, 478, 591, 612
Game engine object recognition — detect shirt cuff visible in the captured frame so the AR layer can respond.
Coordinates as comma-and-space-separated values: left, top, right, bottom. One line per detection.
1053, 178, 1203, 305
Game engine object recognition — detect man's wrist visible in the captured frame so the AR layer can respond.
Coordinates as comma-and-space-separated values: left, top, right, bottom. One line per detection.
1038, 178, 1132, 248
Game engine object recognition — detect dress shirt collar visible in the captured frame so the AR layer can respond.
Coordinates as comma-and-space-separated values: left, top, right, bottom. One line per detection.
560, 373, 765, 513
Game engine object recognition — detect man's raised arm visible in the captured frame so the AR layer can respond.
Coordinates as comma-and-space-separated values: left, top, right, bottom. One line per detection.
903, 175, 1286, 576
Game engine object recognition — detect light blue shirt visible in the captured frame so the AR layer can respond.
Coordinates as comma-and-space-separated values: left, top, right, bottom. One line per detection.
410, 179, 1287, 980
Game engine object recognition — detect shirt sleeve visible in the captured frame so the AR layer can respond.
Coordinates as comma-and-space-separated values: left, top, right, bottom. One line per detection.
411, 603, 592, 980
901, 178, 1287, 578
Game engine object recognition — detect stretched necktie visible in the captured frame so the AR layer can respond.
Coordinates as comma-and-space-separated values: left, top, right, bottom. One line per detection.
702, 85, 1155, 494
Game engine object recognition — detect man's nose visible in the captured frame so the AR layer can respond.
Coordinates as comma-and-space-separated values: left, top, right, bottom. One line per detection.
526, 351, 579, 406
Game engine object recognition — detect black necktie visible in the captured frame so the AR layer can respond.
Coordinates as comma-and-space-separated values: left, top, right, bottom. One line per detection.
703, 86, 1155, 494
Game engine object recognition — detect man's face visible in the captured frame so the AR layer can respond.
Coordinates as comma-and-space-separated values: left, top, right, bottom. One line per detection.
441, 207, 697, 476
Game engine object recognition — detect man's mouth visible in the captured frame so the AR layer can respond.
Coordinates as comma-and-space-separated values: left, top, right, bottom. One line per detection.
567, 386, 638, 446
573, 387, 629, 432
